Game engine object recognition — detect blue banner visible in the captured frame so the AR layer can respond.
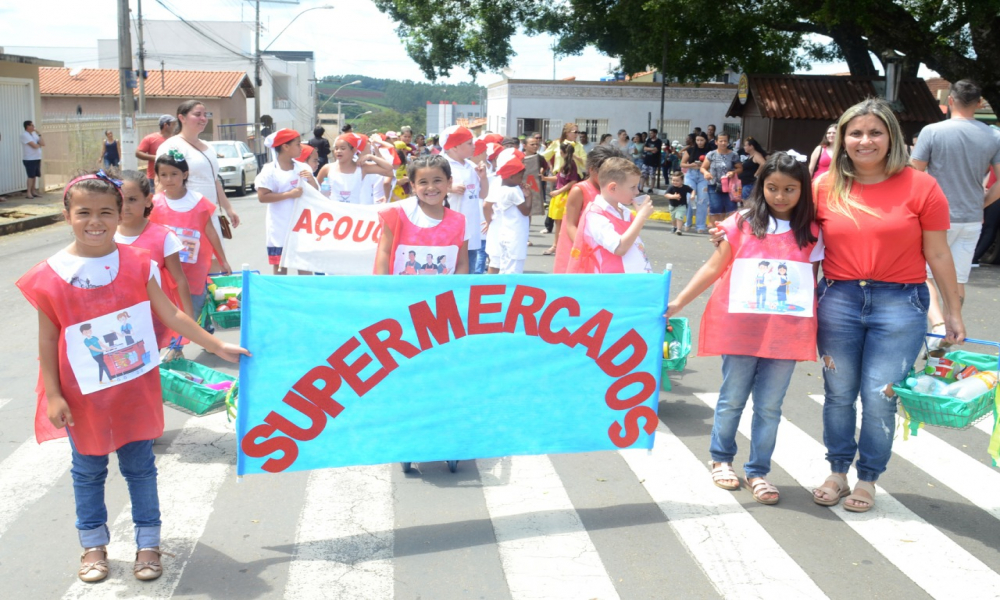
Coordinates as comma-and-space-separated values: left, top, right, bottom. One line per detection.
236, 273, 670, 476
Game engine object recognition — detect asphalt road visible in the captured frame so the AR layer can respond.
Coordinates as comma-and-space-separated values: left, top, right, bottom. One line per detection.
1, 192, 999, 600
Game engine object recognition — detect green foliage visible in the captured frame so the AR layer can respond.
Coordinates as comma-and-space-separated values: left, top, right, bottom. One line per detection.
318, 75, 484, 116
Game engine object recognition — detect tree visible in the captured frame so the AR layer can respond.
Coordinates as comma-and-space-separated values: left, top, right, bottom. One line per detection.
372, 0, 1000, 114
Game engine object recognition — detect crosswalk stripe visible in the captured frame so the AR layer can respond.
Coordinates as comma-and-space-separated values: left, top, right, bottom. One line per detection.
62, 412, 234, 599
620, 426, 828, 600
283, 465, 394, 600
808, 395, 1000, 524
478, 455, 621, 600
0, 398, 11, 410
974, 417, 995, 436
697, 392, 1000, 600
0, 436, 70, 540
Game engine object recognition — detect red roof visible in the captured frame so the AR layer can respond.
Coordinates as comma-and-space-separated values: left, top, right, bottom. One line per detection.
728, 74, 942, 123
39, 68, 254, 98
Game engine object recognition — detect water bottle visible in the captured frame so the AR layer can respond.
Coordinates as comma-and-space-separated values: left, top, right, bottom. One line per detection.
320, 177, 331, 198
668, 341, 681, 359
906, 374, 948, 395
944, 371, 998, 400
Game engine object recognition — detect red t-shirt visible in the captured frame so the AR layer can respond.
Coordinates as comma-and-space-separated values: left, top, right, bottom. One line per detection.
816, 168, 949, 283
138, 132, 167, 179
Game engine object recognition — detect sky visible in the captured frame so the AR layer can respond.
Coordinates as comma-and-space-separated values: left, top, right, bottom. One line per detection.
0, 0, 928, 84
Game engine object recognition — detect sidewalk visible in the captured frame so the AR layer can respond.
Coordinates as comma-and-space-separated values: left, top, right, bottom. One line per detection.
0, 191, 65, 236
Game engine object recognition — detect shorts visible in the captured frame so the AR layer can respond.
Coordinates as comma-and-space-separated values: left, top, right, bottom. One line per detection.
267, 246, 282, 266
926, 222, 982, 284
640, 164, 657, 179
23, 159, 41, 178
489, 242, 525, 274
708, 189, 738, 215
670, 205, 687, 225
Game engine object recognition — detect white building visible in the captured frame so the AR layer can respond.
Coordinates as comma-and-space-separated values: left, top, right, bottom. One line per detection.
486, 78, 739, 144
85, 20, 316, 133
426, 101, 484, 136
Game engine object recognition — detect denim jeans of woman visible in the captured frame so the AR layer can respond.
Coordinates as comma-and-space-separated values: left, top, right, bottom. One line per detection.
684, 170, 709, 231
817, 280, 928, 482
710, 355, 797, 479
69, 437, 161, 548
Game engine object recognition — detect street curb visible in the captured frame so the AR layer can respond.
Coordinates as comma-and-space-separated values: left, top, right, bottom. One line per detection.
0, 213, 64, 237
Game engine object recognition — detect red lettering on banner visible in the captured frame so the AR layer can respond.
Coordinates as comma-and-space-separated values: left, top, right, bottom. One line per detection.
409, 291, 467, 350
502, 285, 546, 335
291, 209, 313, 234
565, 309, 612, 359
538, 296, 580, 344
596, 329, 648, 377
604, 371, 656, 411
240, 423, 299, 473
359, 318, 421, 375
333, 216, 353, 240
315, 212, 333, 240
353, 219, 376, 242
326, 337, 380, 396
265, 392, 329, 440
608, 406, 658, 448
468, 285, 506, 334
292, 366, 345, 417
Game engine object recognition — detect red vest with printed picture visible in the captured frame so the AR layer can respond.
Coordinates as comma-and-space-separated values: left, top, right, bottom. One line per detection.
16, 244, 165, 455
149, 192, 216, 294
567, 201, 628, 274
699, 214, 820, 361
554, 179, 599, 274
377, 198, 466, 275
125, 221, 182, 348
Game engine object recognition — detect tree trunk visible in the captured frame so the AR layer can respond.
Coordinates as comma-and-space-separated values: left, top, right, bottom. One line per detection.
829, 25, 878, 77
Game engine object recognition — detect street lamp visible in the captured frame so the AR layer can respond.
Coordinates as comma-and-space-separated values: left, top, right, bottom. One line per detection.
317, 80, 363, 114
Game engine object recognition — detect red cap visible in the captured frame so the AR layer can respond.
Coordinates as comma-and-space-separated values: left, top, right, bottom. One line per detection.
337, 133, 368, 153
473, 138, 488, 157
297, 144, 314, 162
496, 148, 525, 179
441, 125, 473, 151
270, 128, 299, 148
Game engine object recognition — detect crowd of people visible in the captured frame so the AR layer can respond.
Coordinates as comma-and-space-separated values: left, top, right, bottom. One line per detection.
13, 78, 1000, 585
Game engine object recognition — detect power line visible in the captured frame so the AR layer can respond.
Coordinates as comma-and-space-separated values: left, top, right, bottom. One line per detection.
153, 0, 252, 60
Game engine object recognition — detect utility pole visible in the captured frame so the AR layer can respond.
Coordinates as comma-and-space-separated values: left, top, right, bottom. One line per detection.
137, 0, 146, 114
253, 0, 262, 162
117, 0, 138, 169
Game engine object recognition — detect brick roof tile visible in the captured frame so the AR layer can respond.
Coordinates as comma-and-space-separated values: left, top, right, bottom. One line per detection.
39, 68, 253, 98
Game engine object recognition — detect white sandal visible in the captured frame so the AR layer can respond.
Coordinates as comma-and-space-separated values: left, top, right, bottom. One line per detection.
710, 462, 740, 491
746, 477, 780, 505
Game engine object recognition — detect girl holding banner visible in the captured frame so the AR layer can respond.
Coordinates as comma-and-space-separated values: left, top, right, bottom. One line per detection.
315, 133, 394, 205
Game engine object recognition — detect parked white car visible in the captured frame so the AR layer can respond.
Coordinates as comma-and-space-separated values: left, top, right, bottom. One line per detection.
208, 141, 258, 196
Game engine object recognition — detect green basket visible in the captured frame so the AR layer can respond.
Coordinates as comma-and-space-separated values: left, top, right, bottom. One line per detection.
160, 359, 239, 415
205, 274, 243, 329
661, 317, 692, 391
893, 348, 998, 429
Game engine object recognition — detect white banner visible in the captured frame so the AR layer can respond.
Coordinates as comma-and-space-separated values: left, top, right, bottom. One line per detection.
280, 185, 391, 275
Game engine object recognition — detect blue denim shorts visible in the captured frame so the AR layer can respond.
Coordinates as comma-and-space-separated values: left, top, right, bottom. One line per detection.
708, 189, 738, 215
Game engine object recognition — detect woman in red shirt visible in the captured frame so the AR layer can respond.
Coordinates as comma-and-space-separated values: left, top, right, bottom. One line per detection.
812, 98, 965, 513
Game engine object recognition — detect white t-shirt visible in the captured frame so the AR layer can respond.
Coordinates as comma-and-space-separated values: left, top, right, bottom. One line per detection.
21, 130, 42, 161
160, 190, 214, 214
446, 156, 483, 248
156, 136, 220, 205
724, 209, 826, 262
584, 196, 653, 274
114, 228, 184, 258
485, 185, 528, 261
256, 159, 309, 248
47, 248, 160, 289
399, 196, 470, 241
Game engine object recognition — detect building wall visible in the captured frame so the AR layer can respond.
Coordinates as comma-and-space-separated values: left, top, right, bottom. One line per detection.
258, 55, 315, 133
0, 55, 60, 193
488, 80, 739, 144
0, 59, 45, 130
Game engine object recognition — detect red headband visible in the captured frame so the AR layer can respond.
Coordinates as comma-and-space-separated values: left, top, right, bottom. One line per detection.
62, 171, 124, 202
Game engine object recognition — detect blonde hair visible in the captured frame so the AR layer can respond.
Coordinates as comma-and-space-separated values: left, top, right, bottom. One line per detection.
559, 122, 579, 143
826, 97, 909, 224
598, 157, 641, 187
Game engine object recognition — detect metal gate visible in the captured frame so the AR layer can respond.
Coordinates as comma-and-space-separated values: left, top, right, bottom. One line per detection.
0, 77, 34, 195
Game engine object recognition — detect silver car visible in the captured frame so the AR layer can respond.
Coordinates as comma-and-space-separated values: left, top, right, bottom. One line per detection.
208, 140, 258, 196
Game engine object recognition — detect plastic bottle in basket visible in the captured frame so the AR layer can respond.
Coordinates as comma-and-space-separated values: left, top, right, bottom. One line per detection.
943, 371, 998, 400
906, 374, 948, 395
668, 341, 681, 359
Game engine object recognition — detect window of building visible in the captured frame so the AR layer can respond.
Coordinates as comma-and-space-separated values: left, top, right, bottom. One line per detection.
576, 119, 609, 141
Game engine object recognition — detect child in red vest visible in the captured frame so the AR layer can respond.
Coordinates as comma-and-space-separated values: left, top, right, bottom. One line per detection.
375, 154, 469, 275
567, 157, 655, 273
666, 152, 822, 505
148, 150, 231, 320
16, 170, 249, 583
115, 170, 192, 358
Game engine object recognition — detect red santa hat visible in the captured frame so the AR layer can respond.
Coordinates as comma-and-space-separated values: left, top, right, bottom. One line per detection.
440, 125, 473, 151
337, 132, 368, 153
269, 128, 300, 148
496, 148, 525, 179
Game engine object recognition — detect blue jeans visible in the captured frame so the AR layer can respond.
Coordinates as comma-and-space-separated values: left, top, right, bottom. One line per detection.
708, 188, 738, 215
470, 240, 487, 274
710, 355, 797, 479
69, 437, 161, 549
684, 171, 709, 230
742, 184, 754, 200
817, 280, 928, 482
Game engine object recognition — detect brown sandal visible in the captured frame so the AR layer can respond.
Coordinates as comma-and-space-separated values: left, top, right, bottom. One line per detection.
134, 547, 168, 581
79, 546, 109, 583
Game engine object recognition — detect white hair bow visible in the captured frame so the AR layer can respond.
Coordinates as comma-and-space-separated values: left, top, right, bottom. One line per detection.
786, 150, 809, 163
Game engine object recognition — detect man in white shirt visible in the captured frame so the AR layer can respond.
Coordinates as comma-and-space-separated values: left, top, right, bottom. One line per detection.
20, 120, 45, 198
